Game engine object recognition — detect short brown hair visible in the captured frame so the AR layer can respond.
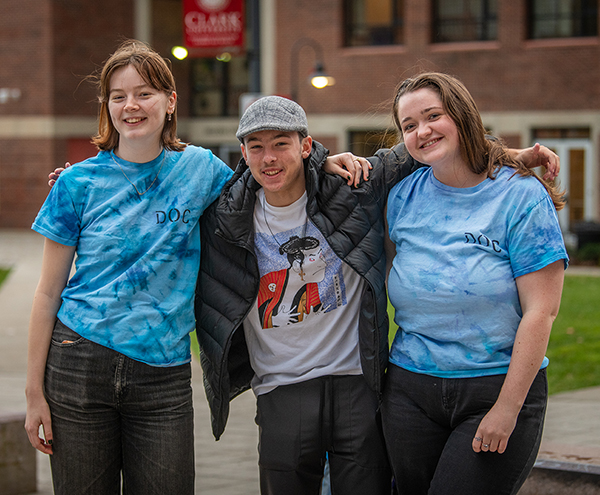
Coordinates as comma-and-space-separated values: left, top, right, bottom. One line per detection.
91, 39, 185, 152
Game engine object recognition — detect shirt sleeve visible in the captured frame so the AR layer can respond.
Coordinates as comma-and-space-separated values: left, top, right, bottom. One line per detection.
205, 153, 234, 206
31, 175, 81, 246
508, 191, 569, 279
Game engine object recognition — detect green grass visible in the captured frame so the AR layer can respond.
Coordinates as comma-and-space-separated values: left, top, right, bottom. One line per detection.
387, 275, 600, 395
0, 268, 10, 288
546, 275, 600, 394
190, 329, 199, 360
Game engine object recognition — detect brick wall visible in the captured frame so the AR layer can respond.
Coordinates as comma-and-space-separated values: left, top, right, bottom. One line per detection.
153, 0, 191, 118
2, 0, 599, 227
276, 0, 600, 115
0, 139, 55, 227
51, 0, 135, 116
0, 0, 53, 116
0, 0, 136, 227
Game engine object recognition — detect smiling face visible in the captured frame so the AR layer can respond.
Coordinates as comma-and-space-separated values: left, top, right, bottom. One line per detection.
396, 87, 464, 173
108, 64, 176, 157
241, 130, 312, 207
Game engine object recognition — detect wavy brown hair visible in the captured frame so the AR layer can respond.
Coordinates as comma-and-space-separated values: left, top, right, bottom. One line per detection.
392, 72, 564, 210
91, 39, 185, 152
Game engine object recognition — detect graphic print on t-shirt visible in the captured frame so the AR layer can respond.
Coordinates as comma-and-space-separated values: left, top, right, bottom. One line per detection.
255, 223, 347, 329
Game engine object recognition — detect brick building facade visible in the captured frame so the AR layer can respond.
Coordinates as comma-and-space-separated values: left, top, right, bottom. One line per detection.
1, 0, 599, 233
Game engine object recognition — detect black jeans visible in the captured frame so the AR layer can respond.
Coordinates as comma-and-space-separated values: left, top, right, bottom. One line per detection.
382, 365, 547, 495
45, 320, 195, 495
256, 374, 391, 495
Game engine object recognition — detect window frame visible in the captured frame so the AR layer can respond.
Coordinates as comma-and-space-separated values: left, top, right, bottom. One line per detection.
432, 0, 498, 43
343, 0, 405, 47
528, 0, 598, 40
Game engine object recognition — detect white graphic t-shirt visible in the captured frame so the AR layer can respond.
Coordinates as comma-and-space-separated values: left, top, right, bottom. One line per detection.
244, 190, 363, 396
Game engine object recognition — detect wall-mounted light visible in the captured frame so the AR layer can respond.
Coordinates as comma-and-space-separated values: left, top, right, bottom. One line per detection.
0, 88, 21, 104
171, 46, 189, 60
290, 38, 335, 103
309, 63, 336, 90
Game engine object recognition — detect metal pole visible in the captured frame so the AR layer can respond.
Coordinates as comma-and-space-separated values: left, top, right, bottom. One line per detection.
248, 0, 261, 93
290, 37, 324, 103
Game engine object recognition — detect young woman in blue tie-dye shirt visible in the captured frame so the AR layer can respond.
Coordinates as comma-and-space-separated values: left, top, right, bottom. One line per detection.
382, 73, 568, 495
25, 40, 232, 494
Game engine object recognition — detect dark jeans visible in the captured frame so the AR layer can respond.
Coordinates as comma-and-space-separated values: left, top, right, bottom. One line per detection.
381, 365, 547, 495
256, 374, 392, 495
44, 320, 195, 495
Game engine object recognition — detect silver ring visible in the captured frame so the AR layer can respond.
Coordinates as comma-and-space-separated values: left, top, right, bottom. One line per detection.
483, 443, 490, 448
474, 437, 482, 442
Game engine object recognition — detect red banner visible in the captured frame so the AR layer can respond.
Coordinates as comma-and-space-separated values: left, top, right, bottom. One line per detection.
183, 0, 245, 51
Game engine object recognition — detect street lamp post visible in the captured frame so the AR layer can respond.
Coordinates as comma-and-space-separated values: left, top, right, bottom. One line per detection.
290, 37, 335, 103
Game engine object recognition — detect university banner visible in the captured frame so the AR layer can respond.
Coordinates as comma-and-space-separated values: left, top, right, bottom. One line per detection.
183, 0, 245, 52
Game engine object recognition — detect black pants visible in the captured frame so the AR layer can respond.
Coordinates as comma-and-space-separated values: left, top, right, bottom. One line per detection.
256, 375, 392, 495
45, 320, 194, 495
382, 365, 547, 495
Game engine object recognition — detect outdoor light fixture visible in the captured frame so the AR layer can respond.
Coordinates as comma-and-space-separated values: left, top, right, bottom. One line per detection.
310, 62, 336, 90
290, 38, 335, 102
171, 46, 189, 60
0, 88, 21, 104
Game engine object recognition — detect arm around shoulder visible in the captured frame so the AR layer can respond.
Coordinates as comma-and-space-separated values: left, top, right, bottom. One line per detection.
370, 143, 426, 189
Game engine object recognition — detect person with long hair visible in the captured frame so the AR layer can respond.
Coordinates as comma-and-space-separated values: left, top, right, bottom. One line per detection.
24, 40, 233, 494
381, 72, 568, 494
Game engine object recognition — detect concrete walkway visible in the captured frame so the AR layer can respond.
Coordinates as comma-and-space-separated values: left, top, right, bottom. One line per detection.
1, 228, 599, 494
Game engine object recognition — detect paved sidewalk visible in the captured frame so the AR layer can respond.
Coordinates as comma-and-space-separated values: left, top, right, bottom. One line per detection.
1, 228, 599, 494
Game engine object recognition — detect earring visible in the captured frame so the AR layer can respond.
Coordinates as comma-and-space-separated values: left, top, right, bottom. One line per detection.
167, 113, 172, 122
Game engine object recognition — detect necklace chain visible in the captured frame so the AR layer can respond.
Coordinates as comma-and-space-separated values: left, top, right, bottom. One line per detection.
262, 193, 282, 247
111, 151, 166, 196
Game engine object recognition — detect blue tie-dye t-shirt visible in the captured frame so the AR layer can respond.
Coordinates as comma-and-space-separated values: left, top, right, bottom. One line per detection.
387, 166, 568, 378
32, 146, 233, 367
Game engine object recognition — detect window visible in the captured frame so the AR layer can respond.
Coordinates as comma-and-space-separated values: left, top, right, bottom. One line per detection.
532, 128, 590, 139
190, 56, 249, 117
433, 0, 498, 43
349, 130, 398, 157
344, 0, 404, 46
529, 0, 598, 39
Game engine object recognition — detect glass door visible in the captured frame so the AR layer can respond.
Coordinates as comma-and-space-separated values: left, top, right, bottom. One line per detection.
532, 139, 593, 232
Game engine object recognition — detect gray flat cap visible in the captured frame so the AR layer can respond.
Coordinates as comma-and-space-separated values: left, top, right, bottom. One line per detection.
236, 96, 308, 142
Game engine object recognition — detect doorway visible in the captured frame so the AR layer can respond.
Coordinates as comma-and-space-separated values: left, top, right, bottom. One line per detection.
532, 138, 594, 232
